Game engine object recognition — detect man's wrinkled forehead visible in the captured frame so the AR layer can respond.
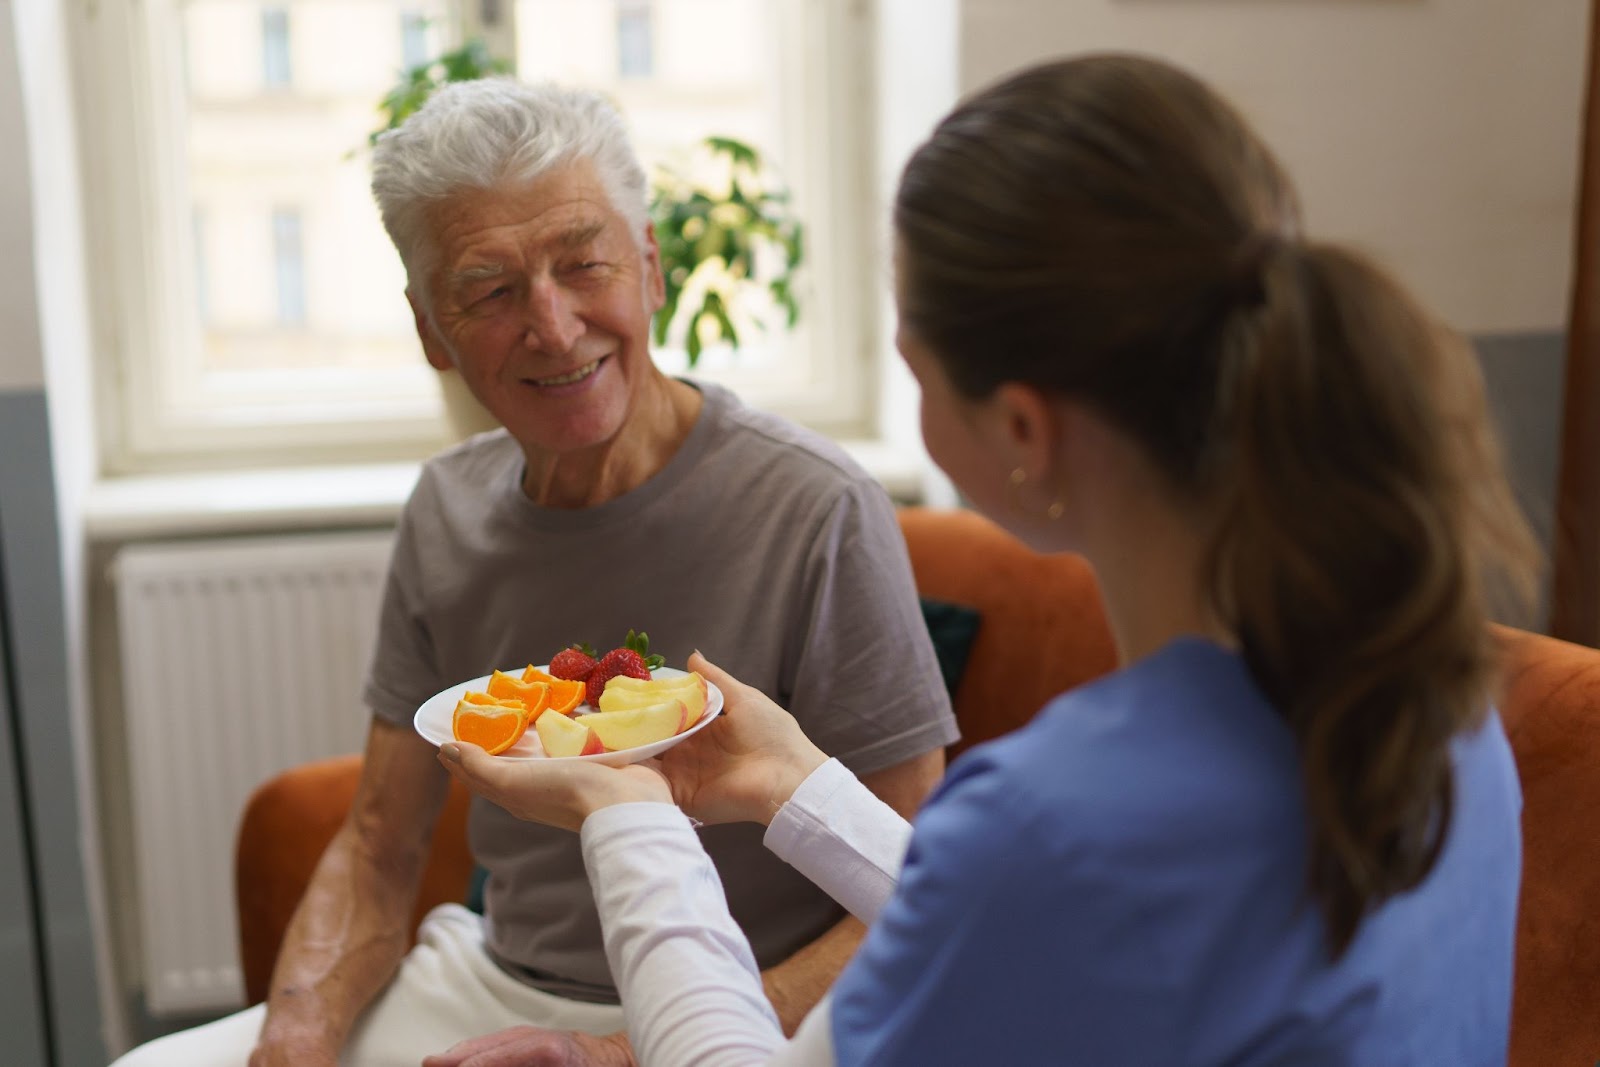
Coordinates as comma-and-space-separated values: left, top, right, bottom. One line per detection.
443, 220, 610, 288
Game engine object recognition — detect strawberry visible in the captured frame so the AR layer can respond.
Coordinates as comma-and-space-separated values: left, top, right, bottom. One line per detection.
548, 643, 598, 682
584, 630, 666, 707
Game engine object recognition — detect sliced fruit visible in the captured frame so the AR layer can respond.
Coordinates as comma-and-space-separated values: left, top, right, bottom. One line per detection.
486, 672, 552, 720
462, 690, 522, 707
599, 672, 709, 726
582, 700, 687, 751
536, 707, 604, 758
521, 667, 586, 714
452, 696, 531, 756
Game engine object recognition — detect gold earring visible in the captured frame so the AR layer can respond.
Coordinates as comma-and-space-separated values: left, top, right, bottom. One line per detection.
1008, 468, 1064, 521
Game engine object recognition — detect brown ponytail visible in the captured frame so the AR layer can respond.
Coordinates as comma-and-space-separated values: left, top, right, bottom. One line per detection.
1211, 241, 1538, 951
895, 54, 1540, 955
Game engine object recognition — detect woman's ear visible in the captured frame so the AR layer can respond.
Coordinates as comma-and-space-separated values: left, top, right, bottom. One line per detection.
990, 382, 1061, 479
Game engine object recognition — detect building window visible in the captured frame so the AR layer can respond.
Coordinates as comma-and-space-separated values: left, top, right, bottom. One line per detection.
401, 11, 431, 71
193, 208, 210, 325
261, 7, 292, 89
272, 208, 306, 327
616, 1, 653, 80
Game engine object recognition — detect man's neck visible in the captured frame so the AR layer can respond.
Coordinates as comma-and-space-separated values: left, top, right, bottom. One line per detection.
519, 376, 703, 509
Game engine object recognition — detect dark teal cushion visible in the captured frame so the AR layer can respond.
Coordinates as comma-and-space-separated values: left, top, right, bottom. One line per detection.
462, 596, 982, 913
919, 596, 981, 699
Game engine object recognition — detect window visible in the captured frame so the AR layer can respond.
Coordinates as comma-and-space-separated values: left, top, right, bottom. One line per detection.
401, 10, 432, 71
73, 0, 877, 472
193, 208, 210, 325
272, 208, 307, 327
616, 0, 654, 80
261, 7, 292, 90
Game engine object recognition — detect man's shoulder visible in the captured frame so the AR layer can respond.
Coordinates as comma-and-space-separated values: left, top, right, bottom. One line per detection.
410, 429, 521, 507
698, 383, 878, 496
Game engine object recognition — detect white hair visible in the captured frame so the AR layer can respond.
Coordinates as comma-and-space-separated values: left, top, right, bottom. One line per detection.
370, 78, 651, 285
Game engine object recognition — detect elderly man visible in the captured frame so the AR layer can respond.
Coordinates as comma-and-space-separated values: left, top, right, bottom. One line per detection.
111, 80, 955, 1067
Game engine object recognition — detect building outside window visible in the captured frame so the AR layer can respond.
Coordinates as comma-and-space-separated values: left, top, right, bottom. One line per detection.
272, 208, 307, 327
261, 7, 292, 89
192, 208, 210, 326
401, 10, 432, 71
616, 0, 654, 80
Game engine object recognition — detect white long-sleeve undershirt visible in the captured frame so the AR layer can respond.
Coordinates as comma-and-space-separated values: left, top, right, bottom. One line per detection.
579, 759, 912, 1067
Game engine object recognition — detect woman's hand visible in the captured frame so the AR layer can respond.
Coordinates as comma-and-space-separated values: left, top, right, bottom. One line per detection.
656, 652, 830, 826
438, 741, 672, 831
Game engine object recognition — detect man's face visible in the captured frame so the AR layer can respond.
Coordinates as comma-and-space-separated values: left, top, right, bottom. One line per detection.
409, 160, 665, 456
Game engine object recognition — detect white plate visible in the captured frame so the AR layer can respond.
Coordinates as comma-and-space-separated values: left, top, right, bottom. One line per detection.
413, 665, 724, 766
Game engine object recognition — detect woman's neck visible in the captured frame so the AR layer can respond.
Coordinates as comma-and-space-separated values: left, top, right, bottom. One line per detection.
1089, 512, 1232, 666
1064, 435, 1233, 665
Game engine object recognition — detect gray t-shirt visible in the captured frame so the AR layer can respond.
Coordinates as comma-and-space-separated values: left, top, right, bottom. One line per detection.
364, 381, 958, 999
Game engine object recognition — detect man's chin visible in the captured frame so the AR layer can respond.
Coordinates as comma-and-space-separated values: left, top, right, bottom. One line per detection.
509, 407, 628, 457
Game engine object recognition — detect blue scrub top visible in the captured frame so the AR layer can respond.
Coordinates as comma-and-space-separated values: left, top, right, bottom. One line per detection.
831, 638, 1520, 1066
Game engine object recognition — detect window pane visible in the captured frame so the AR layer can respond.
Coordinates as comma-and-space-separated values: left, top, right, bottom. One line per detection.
400, 10, 432, 70
261, 7, 292, 88
616, 0, 654, 80
272, 208, 307, 326
193, 208, 210, 324
179, 0, 457, 413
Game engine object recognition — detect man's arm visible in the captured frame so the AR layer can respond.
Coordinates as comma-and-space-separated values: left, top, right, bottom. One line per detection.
250, 718, 451, 1066
758, 748, 946, 1034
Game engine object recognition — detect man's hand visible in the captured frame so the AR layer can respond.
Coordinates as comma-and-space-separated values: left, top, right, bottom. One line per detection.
422, 1026, 635, 1067
656, 653, 829, 826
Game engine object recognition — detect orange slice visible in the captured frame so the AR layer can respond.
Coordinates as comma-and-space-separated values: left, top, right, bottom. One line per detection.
452, 693, 530, 755
462, 690, 521, 707
521, 666, 586, 715
486, 671, 552, 720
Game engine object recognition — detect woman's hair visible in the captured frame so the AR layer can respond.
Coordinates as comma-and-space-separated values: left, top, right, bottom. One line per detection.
370, 78, 650, 283
895, 54, 1541, 954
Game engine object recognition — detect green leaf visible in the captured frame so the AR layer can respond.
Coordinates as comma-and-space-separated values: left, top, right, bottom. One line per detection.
706, 291, 739, 347
686, 315, 704, 366
705, 136, 760, 169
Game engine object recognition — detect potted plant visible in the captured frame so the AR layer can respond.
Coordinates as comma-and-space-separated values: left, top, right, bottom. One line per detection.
371, 41, 806, 439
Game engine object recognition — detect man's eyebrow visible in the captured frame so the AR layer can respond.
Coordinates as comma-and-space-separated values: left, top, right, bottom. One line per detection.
559, 221, 607, 249
447, 263, 507, 287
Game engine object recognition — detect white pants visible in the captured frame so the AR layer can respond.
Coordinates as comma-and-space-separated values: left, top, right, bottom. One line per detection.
110, 905, 626, 1067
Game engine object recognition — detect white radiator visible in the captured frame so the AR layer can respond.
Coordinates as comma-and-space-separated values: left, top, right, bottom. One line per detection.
113, 529, 396, 1015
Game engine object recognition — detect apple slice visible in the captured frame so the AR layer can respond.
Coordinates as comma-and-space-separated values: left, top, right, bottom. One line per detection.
536, 706, 603, 758
599, 673, 709, 726
582, 700, 687, 751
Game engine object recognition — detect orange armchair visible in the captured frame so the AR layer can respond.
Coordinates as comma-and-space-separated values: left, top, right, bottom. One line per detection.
235, 508, 1600, 1066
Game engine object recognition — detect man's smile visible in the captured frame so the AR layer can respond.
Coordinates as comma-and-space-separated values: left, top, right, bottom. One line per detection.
529, 357, 605, 388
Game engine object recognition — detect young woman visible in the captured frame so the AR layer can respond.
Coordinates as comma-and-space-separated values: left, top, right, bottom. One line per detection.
429, 54, 1539, 1066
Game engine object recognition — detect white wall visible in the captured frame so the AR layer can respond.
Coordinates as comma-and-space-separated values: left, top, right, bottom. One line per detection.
877, 0, 959, 506
8, 0, 121, 1053
961, 0, 1590, 335
0, 0, 43, 392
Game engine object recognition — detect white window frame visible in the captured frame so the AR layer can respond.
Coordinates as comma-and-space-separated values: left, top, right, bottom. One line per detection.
70, 0, 882, 474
